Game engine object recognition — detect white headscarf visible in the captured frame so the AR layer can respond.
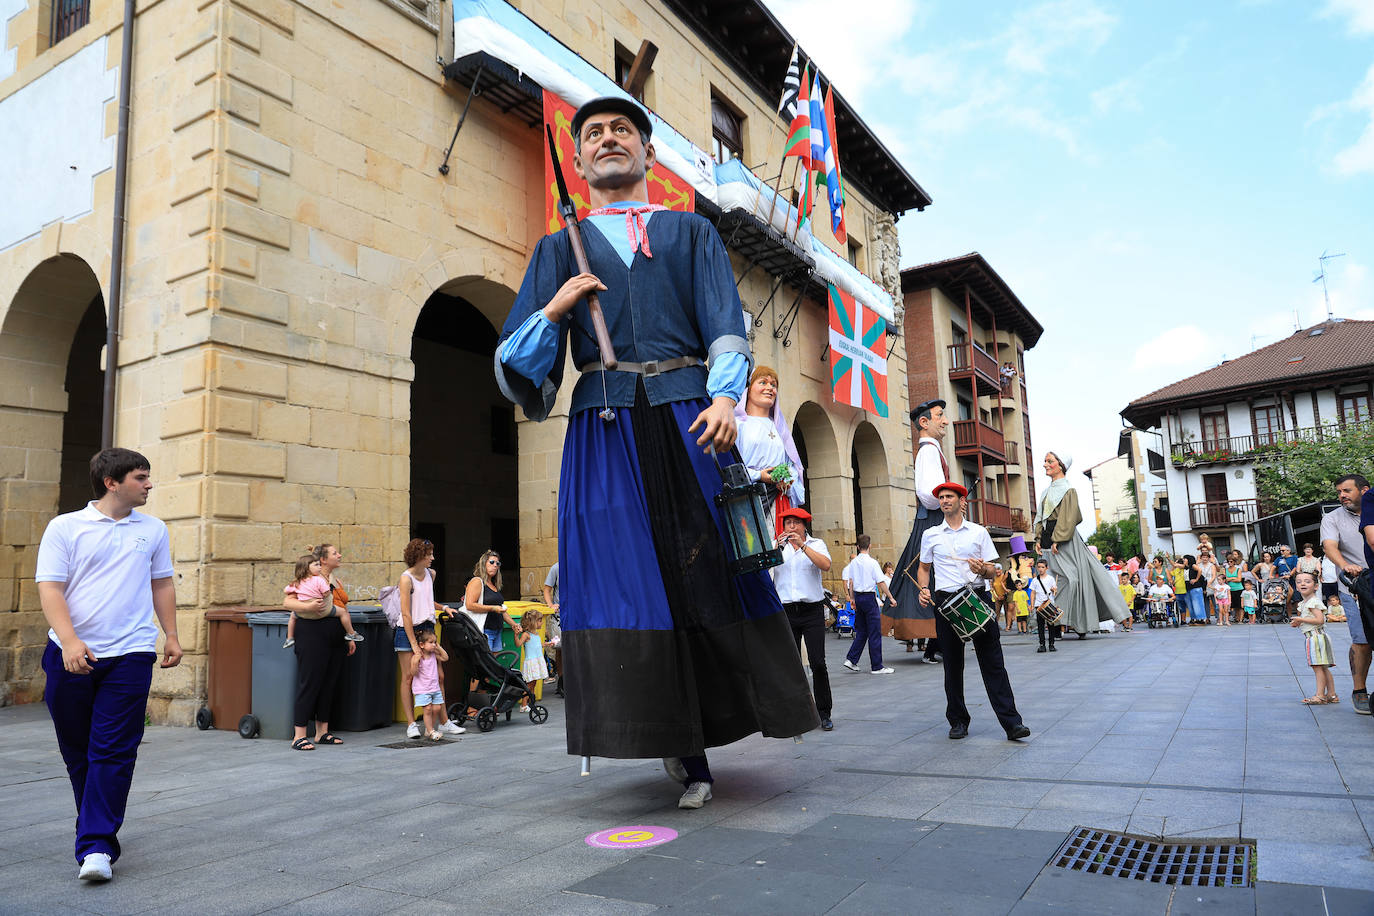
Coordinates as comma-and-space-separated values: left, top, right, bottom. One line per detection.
1040, 450, 1074, 515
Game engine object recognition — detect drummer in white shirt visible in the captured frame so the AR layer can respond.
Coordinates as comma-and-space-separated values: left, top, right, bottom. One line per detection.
916, 481, 1031, 741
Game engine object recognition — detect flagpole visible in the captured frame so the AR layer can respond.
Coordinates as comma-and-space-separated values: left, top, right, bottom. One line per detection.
755, 43, 801, 236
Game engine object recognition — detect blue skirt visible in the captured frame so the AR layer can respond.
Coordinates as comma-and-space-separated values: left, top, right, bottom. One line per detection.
556, 388, 818, 759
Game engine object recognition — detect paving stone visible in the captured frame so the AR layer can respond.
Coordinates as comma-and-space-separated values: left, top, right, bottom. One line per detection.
684, 863, 861, 915
1020, 865, 1172, 914
832, 881, 1015, 915
565, 854, 726, 906
1254, 881, 1327, 915
1166, 885, 1259, 915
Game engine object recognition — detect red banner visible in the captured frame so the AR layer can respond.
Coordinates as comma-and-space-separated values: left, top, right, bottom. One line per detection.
543, 91, 695, 234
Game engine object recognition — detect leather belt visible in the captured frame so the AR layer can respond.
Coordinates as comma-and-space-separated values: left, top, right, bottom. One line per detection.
580, 356, 704, 377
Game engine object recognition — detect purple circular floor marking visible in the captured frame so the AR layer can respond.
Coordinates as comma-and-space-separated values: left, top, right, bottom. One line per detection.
585, 825, 678, 849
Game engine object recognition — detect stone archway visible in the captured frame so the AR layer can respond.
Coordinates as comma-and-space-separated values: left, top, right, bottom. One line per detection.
851, 420, 894, 561
793, 400, 845, 545
408, 279, 518, 602
0, 253, 105, 703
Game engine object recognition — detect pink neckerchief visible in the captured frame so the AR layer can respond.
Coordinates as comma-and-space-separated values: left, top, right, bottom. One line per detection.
588, 204, 668, 258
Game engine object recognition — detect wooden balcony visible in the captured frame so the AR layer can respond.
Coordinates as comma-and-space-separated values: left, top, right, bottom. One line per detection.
967, 498, 1013, 532
953, 419, 1005, 464
1188, 498, 1259, 529
947, 342, 1002, 396
1009, 507, 1028, 532
1170, 422, 1373, 466
1003, 440, 1021, 466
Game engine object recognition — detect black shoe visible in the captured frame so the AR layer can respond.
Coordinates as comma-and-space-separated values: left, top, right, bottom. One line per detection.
1036, 645, 1047, 653
820, 718, 834, 731
1048, 644, 1056, 652
948, 723, 968, 739
1006, 725, 1031, 741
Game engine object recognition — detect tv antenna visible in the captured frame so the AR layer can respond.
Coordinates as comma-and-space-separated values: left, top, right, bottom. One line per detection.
1313, 250, 1346, 321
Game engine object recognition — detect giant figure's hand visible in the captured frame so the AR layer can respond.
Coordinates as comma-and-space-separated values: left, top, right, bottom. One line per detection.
689, 397, 738, 452
543, 273, 606, 322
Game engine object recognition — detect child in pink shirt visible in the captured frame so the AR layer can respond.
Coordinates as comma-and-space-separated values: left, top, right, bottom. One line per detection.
283, 555, 364, 647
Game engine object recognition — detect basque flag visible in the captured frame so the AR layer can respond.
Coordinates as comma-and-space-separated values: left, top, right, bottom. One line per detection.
827, 283, 888, 418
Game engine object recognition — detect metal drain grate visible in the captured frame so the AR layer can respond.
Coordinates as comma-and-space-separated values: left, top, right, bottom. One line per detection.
1052, 828, 1253, 887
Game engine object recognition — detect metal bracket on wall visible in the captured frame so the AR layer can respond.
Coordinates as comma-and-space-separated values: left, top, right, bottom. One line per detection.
754, 276, 784, 329
438, 62, 485, 176
773, 269, 813, 348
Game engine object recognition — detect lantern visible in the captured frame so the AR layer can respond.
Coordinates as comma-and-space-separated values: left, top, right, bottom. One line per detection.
712, 450, 784, 576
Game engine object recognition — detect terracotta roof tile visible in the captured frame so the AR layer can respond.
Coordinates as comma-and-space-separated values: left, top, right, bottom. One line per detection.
1122, 319, 1374, 422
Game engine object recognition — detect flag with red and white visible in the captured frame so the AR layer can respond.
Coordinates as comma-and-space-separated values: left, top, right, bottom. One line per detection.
828, 283, 888, 417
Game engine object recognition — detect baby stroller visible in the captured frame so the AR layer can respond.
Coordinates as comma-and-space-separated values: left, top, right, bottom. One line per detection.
831, 595, 854, 638
439, 612, 547, 732
1260, 579, 1290, 625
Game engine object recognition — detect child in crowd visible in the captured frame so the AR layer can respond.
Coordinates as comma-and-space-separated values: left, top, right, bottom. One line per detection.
1291, 571, 1336, 705
878, 561, 898, 609
1240, 582, 1258, 624
1212, 574, 1232, 626
1118, 573, 1136, 631
283, 554, 364, 648
409, 630, 463, 739
1171, 559, 1188, 619
514, 609, 549, 714
1326, 594, 1348, 623
1012, 587, 1031, 633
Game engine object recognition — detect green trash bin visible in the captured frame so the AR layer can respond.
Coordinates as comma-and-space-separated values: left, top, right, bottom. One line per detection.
245, 611, 296, 740
333, 604, 394, 732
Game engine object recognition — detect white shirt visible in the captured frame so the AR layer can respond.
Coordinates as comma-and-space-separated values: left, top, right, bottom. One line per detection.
913, 437, 947, 510
1321, 505, 1366, 569
35, 503, 173, 657
847, 553, 885, 593
736, 415, 805, 504
1028, 572, 1057, 609
771, 535, 831, 603
919, 516, 998, 592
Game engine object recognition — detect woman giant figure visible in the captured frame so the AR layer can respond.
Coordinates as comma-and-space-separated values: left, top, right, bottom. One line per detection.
734, 365, 804, 534
1033, 451, 1130, 638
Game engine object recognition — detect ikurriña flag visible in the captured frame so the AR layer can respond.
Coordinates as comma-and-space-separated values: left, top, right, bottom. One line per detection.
827, 283, 888, 417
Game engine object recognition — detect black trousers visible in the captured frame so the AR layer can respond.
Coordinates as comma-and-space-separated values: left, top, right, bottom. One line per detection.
1036, 611, 1056, 647
293, 616, 346, 729
784, 600, 832, 718
934, 589, 1023, 731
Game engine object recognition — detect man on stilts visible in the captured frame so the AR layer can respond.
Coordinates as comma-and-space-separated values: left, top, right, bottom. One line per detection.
496, 96, 817, 809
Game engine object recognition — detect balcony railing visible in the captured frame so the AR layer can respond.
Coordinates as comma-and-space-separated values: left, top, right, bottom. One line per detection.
1188, 498, 1258, 529
967, 498, 1013, 531
1004, 440, 1021, 465
953, 419, 1005, 462
947, 342, 1001, 395
1170, 421, 1374, 466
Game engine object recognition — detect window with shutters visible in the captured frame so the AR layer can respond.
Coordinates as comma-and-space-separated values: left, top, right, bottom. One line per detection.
1251, 404, 1282, 445
710, 95, 743, 164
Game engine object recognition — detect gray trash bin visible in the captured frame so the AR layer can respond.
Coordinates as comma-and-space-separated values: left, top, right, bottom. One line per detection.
333, 604, 394, 732
246, 611, 296, 740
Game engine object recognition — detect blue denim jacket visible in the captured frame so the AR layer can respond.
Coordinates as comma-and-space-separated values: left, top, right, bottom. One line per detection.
495, 212, 751, 420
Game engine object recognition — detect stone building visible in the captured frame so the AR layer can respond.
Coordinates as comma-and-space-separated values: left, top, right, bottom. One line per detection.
899, 253, 1042, 553
0, 0, 928, 715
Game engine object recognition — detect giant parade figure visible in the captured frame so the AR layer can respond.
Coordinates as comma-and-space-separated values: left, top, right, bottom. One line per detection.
495, 96, 818, 809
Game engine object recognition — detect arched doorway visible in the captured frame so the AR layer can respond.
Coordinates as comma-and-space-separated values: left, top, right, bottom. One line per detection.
1, 253, 104, 701
409, 289, 518, 601
792, 401, 843, 542
851, 421, 893, 558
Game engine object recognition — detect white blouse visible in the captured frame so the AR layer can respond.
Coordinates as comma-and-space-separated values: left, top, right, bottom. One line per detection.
735, 415, 805, 504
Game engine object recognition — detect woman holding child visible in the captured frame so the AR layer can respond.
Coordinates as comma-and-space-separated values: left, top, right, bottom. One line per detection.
283, 544, 354, 751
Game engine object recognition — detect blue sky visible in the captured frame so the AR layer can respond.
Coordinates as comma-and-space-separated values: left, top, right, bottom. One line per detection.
769, 0, 1374, 525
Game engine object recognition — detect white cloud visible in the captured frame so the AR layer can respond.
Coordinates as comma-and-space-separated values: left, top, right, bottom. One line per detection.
1004, 0, 1116, 74
1131, 324, 1210, 370
766, 0, 928, 106
1322, 0, 1374, 36
1332, 64, 1374, 175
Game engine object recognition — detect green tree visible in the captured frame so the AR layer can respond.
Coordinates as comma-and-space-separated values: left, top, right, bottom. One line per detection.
1087, 513, 1142, 560
1253, 423, 1374, 513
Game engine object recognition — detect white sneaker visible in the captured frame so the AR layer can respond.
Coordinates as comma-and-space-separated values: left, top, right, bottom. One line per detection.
79, 853, 112, 882
871, 667, 895, 675
439, 721, 465, 735
406, 721, 422, 739
678, 781, 713, 809
842, 660, 860, 671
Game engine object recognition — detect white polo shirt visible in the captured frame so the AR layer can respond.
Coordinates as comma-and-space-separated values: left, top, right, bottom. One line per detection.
772, 536, 831, 603
35, 503, 173, 657
847, 552, 885, 593
919, 516, 998, 592
1028, 572, 1057, 609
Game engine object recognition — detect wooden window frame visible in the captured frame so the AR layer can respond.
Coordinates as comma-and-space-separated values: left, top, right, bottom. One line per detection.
710, 93, 744, 165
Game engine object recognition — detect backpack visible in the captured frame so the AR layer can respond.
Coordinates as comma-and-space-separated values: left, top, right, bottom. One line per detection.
381, 584, 401, 627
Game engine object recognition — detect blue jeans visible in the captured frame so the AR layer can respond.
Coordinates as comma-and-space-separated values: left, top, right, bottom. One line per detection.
43, 642, 155, 864
1186, 589, 1207, 622
486, 630, 504, 652
846, 592, 883, 669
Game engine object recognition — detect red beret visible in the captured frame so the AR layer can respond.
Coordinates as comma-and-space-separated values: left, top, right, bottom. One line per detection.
932, 481, 967, 498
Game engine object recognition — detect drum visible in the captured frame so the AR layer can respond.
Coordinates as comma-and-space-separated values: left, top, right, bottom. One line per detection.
1036, 600, 1063, 625
937, 586, 995, 641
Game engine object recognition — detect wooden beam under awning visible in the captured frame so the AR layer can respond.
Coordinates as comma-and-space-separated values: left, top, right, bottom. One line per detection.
622, 40, 658, 99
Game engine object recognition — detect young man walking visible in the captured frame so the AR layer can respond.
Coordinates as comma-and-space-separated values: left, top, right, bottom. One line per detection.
843, 535, 894, 675
36, 448, 181, 881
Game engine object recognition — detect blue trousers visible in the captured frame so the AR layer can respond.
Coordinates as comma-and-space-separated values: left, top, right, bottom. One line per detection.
42, 643, 155, 864
846, 592, 883, 669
